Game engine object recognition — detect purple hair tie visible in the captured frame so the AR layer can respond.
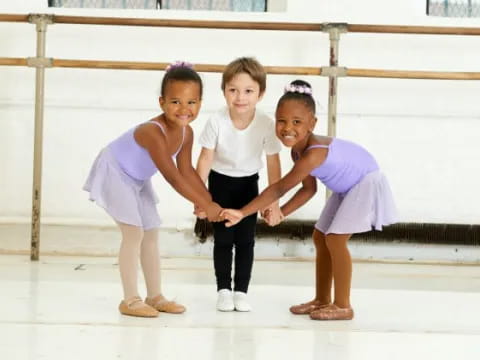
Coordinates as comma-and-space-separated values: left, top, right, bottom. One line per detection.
166, 61, 193, 72
284, 84, 313, 96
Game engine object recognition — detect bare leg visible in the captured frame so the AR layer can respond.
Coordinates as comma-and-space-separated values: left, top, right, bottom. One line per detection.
324, 233, 352, 309
313, 229, 333, 304
309, 233, 354, 320
290, 229, 332, 314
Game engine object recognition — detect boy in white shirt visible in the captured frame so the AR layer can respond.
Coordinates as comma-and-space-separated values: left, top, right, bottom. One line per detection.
196, 57, 283, 311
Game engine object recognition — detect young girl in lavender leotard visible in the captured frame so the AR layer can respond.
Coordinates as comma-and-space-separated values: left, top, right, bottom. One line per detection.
222, 79, 397, 320
84, 62, 222, 318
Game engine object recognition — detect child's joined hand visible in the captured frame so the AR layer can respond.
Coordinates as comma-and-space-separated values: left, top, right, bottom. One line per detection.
221, 209, 244, 227
262, 203, 284, 226
194, 204, 207, 219
206, 202, 223, 222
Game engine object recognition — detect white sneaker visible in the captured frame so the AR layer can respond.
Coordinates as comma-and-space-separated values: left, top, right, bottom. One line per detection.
216, 289, 234, 311
233, 291, 251, 312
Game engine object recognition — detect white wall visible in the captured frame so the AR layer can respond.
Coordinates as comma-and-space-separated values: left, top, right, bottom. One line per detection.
1, 0, 479, 229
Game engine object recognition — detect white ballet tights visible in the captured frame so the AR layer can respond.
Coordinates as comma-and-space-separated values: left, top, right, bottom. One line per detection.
117, 222, 161, 300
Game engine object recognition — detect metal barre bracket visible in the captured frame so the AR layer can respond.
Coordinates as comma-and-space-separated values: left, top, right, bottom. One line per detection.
27, 14, 54, 26
321, 66, 347, 77
27, 57, 53, 68
323, 23, 348, 33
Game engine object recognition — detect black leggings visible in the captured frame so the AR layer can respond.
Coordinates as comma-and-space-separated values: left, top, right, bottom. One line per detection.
209, 170, 259, 293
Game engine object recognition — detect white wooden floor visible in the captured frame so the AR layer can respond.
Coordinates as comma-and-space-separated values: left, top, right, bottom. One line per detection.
1, 252, 479, 360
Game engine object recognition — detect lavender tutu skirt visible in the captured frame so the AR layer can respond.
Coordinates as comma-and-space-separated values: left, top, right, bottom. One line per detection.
83, 147, 161, 230
315, 170, 397, 235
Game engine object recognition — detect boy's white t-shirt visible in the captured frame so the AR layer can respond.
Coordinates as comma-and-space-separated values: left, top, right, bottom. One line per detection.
199, 107, 282, 177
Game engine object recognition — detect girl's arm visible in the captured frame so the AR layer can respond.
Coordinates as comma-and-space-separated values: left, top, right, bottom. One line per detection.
280, 174, 317, 217
135, 123, 221, 221
223, 148, 326, 226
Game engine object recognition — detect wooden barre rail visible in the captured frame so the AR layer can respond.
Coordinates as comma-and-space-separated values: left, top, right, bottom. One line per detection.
347, 24, 480, 36
1, 13, 480, 36
0, 14, 29, 22
54, 15, 323, 31
347, 68, 480, 80
52, 59, 323, 75
0, 13, 322, 31
0, 57, 322, 75
2, 57, 479, 80
0, 57, 27, 66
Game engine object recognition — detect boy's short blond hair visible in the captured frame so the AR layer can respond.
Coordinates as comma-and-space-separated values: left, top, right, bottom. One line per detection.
221, 57, 266, 94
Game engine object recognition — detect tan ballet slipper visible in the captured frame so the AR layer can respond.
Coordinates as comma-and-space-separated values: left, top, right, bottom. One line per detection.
145, 295, 186, 314
118, 296, 159, 318
309, 304, 354, 321
289, 300, 330, 315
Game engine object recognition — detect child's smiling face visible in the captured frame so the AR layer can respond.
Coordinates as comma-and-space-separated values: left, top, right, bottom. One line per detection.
275, 99, 316, 147
160, 80, 202, 127
223, 73, 263, 117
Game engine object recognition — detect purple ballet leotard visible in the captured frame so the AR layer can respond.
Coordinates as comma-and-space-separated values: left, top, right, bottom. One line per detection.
306, 138, 379, 194
108, 121, 184, 181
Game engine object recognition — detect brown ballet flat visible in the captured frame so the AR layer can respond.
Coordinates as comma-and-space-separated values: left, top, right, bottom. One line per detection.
289, 301, 330, 315
309, 304, 354, 320
118, 296, 159, 318
145, 295, 186, 314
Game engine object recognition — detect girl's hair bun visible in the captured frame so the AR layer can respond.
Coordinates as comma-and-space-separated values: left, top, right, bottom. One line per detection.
166, 60, 193, 73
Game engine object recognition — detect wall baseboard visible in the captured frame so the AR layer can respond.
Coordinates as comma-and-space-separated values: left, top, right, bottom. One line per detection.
194, 220, 480, 246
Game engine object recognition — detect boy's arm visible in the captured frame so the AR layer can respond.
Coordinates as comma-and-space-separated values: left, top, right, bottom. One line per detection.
194, 116, 216, 218
192, 147, 215, 218
196, 147, 215, 183
264, 153, 283, 226
266, 153, 281, 187
177, 129, 212, 201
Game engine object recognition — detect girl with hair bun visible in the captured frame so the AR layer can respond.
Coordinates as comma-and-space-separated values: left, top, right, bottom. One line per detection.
84, 62, 222, 317
222, 79, 397, 321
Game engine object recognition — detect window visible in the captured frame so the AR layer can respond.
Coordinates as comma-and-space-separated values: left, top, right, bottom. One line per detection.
48, 1, 160, 9
48, 0, 268, 12
427, 0, 480, 17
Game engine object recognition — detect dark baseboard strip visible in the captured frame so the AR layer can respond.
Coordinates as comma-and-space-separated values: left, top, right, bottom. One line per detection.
194, 219, 480, 246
